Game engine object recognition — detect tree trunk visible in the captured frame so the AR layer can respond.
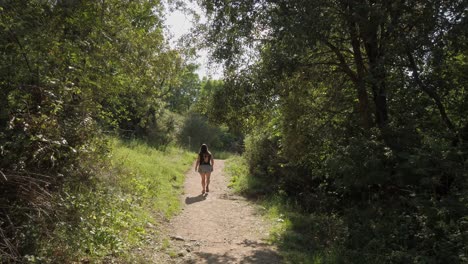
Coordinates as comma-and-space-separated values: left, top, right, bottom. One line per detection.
364, 35, 388, 128
358, 0, 389, 128
348, 19, 373, 130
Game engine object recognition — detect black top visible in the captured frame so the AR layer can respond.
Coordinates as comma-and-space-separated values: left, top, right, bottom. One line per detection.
199, 153, 212, 165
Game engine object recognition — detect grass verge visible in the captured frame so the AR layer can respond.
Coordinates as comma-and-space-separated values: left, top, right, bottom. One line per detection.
225, 156, 345, 264
34, 138, 194, 263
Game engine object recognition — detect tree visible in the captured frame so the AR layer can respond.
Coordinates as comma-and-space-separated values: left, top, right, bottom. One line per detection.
0, 0, 186, 259
199, 0, 466, 135
197, 0, 467, 261
167, 63, 201, 113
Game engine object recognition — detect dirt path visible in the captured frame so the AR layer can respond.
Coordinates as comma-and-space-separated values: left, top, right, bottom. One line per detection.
167, 160, 282, 264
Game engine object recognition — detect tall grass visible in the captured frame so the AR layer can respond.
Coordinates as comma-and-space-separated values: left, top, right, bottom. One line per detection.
35, 138, 195, 263
226, 155, 251, 192
111, 139, 194, 218
225, 155, 273, 195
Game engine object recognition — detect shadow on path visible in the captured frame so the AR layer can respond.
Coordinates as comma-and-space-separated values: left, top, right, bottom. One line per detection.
185, 194, 207, 205
240, 248, 282, 264
194, 246, 281, 264
193, 252, 237, 264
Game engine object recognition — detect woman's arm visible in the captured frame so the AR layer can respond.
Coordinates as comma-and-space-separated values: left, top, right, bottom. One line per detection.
195, 156, 200, 171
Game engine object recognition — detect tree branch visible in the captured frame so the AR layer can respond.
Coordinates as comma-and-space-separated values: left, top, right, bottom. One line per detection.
324, 41, 358, 84
406, 50, 456, 133
8, 29, 34, 77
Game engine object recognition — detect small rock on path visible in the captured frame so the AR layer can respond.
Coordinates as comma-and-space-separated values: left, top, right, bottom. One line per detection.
168, 160, 282, 264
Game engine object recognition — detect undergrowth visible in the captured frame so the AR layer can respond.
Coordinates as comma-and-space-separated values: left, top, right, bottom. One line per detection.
226, 156, 341, 263
225, 156, 467, 264
211, 150, 234, 160
31, 138, 194, 263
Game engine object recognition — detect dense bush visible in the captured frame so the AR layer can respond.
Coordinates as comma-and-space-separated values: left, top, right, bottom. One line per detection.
237, 121, 468, 262
229, 131, 468, 262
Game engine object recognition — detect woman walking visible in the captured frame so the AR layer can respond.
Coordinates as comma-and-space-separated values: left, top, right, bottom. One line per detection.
195, 144, 214, 194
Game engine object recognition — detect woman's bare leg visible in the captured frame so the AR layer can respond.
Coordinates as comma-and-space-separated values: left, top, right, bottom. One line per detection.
200, 173, 206, 193
205, 173, 211, 192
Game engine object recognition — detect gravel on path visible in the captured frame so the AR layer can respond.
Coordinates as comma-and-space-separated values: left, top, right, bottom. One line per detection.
167, 159, 282, 264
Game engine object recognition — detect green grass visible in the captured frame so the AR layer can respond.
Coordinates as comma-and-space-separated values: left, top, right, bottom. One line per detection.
35, 138, 195, 263
225, 156, 345, 264
110, 139, 194, 218
225, 155, 270, 195
225, 155, 250, 192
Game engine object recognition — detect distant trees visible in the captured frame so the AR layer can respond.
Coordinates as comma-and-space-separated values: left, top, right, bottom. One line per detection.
199, 0, 467, 261
168, 63, 201, 114
178, 78, 242, 152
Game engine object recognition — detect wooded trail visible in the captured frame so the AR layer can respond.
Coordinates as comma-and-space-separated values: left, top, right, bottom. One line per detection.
167, 160, 282, 263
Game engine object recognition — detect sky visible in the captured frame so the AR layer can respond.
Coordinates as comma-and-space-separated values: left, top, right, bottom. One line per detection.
164, 2, 223, 79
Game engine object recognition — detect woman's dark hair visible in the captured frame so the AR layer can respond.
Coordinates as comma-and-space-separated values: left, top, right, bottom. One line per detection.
198, 144, 212, 163
199, 144, 209, 154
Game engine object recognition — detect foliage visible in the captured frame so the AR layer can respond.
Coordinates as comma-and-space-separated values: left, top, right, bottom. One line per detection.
226, 155, 468, 263
226, 156, 346, 263
167, 63, 201, 114
177, 112, 240, 153
175, 76, 244, 154
201, 0, 468, 262
192, 79, 223, 119
0, 0, 195, 261
32, 138, 194, 262
226, 155, 250, 192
